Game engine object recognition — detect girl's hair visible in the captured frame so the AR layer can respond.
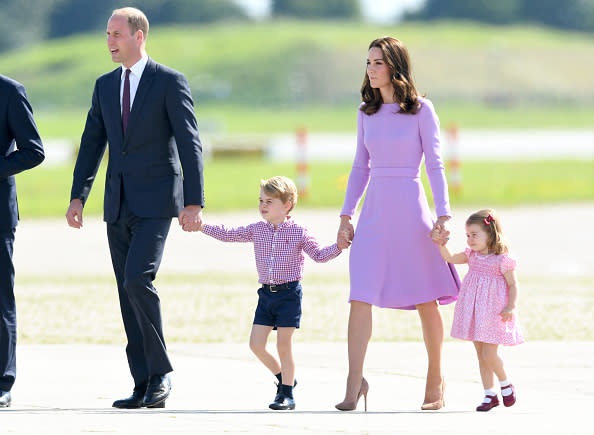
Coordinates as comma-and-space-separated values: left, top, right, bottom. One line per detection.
361, 36, 422, 116
466, 209, 508, 255
260, 176, 298, 212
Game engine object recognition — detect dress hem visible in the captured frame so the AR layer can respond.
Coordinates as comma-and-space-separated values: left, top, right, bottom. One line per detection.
349, 294, 458, 311
450, 334, 525, 346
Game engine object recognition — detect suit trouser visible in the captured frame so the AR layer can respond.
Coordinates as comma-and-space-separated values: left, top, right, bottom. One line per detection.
0, 228, 16, 391
106, 199, 173, 389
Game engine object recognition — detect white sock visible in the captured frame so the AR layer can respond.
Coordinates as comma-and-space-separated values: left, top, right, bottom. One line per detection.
500, 380, 513, 396
483, 389, 497, 402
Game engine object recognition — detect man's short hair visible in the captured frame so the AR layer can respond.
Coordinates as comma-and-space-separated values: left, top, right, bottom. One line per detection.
112, 7, 149, 39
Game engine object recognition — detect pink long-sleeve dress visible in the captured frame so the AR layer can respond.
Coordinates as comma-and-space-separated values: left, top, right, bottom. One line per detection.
341, 98, 460, 309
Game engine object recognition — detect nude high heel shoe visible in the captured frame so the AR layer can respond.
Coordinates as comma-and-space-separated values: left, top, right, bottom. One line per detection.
335, 377, 369, 412
421, 379, 445, 411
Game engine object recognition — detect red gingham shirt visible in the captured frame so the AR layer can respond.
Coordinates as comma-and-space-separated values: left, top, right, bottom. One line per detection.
202, 218, 341, 285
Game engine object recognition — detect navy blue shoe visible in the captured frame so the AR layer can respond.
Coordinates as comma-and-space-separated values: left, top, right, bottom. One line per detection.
269, 393, 295, 410
0, 390, 11, 408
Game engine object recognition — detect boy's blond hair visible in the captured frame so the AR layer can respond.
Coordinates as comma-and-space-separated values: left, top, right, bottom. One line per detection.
260, 176, 298, 212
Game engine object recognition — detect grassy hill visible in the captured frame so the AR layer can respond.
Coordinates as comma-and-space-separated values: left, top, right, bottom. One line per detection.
1, 20, 593, 137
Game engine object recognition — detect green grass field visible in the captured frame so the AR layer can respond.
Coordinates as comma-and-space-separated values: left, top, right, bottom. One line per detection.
15, 158, 594, 217
1, 20, 593, 137
33, 103, 594, 142
15, 272, 594, 343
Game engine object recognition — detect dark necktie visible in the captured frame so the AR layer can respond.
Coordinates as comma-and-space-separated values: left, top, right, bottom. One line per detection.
122, 68, 131, 134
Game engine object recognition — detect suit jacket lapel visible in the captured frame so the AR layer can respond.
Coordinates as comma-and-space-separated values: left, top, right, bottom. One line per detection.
123, 58, 157, 147
105, 67, 124, 145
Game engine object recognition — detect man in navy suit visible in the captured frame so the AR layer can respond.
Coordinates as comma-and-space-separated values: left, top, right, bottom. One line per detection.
0, 75, 45, 408
66, 7, 204, 409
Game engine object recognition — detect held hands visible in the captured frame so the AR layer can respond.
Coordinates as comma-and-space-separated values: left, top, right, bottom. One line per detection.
430, 216, 451, 246
337, 216, 354, 250
179, 205, 203, 232
66, 199, 84, 229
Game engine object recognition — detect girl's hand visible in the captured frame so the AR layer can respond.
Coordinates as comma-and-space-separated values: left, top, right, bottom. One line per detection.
431, 216, 451, 245
500, 306, 515, 322
430, 227, 450, 245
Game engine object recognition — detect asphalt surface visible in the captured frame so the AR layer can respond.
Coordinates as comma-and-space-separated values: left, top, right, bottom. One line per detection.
2, 342, 592, 434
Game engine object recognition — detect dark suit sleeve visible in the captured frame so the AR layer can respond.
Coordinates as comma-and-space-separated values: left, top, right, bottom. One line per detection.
165, 73, 204, 207
0, 83, 45, 179
70, 80, 108, 205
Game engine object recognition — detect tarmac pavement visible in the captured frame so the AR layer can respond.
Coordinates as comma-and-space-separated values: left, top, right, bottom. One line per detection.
2, 341, 592, 434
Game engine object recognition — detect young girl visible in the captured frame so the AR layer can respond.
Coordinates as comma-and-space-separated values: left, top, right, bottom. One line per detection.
432, 209, 524, 411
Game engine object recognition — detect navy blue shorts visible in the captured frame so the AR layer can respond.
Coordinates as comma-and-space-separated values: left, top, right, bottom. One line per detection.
253, 281, 302, 329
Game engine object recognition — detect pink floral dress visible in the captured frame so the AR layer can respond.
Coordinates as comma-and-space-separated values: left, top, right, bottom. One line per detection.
451, 249, 524, 345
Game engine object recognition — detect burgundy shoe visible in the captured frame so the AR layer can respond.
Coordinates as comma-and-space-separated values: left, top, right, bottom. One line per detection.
502, 384, 516, 407
476, 394, 499, 412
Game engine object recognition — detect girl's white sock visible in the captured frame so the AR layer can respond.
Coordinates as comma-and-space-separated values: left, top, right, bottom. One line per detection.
483, 389, 497, 403
500, 380, 513, 396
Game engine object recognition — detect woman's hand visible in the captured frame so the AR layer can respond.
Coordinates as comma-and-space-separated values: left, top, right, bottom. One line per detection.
431, 215, 451, 245
337, 215, 354, 250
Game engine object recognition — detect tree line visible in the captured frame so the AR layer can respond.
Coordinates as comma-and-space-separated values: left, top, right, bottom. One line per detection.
1, 0, 592, 52
406, 0, 594, 32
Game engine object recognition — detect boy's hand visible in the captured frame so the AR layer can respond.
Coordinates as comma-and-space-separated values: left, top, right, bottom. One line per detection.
337, 230, 351, 250
179, 205, 203, 232
337, 216, 354, 249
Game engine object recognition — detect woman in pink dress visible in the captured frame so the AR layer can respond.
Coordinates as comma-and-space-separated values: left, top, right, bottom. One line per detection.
335, 36, 460, 412
433, 209, 524, 412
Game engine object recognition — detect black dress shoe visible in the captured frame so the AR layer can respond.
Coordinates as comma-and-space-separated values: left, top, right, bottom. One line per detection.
269, 393, 295, 410
0, 390, 11, 408
112, 389, 145, 409
143, 374, 171, 408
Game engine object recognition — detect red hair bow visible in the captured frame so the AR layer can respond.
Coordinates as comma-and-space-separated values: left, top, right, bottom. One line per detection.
483, 214, 494, 225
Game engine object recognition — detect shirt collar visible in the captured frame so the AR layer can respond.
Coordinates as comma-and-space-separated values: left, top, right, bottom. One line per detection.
121, 55, 148, 79
264, 216, 293, 231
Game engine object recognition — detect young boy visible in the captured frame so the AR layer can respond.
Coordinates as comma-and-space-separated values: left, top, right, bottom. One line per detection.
199, 176, 347, 410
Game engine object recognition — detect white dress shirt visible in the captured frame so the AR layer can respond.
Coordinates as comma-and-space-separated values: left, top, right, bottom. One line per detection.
120, 55, 148, 114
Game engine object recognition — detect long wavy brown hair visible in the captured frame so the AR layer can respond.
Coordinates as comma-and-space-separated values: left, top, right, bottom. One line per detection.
466, 209, 509, 255
361, 36, 422, 116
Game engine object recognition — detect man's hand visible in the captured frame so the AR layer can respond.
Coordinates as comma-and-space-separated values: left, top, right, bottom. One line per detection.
66, 199, 84, 229
179, 205, 203, 232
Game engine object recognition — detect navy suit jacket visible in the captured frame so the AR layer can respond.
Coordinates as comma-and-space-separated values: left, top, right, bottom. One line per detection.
0, 75, 45, 231
71, 58, 204, 223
